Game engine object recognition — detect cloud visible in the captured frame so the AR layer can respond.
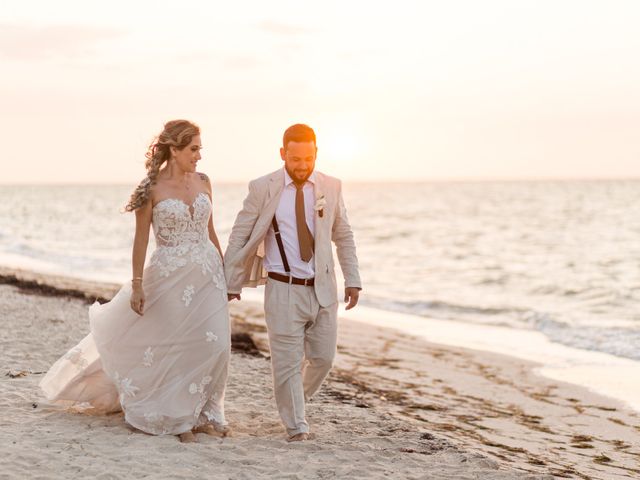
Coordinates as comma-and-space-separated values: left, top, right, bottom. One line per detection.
165, 50, 263, 71
256, 21, 316, 36
223, 54, 263, 70
0, 24, 124, 60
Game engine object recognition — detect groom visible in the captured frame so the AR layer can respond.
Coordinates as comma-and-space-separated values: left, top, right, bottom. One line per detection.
224, 123, 362, 441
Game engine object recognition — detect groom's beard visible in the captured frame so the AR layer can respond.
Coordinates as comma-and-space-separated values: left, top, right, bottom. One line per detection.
285, 166, 314, 185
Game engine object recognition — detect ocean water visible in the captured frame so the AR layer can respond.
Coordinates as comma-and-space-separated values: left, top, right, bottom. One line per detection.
1, 181, 639, 364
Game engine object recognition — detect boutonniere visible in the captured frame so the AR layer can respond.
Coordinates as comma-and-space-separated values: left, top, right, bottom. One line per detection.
314, 194, 326, 218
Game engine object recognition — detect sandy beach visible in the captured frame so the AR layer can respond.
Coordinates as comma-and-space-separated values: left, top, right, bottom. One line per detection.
1, 268, 638, 479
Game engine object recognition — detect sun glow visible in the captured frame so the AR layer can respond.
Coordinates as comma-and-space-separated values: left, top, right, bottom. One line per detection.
313, 121, 371, 178
321, 131, 361, 162
317, 118, 369, 164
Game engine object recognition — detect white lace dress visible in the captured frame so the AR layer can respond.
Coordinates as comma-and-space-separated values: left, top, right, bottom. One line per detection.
40, 192, 230, 435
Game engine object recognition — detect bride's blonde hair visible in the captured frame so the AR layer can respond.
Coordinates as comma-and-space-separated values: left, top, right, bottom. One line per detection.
125, 120, 200, 212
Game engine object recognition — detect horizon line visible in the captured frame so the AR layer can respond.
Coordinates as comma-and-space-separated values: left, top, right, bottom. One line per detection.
1, 175, 640, 186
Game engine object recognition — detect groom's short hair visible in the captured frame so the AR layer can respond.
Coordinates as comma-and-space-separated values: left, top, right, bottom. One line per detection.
283, 124, 316, 150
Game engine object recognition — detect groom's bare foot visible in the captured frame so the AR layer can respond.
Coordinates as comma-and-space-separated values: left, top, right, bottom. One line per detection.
178, 431, 198, 443
287, 432, 309, 442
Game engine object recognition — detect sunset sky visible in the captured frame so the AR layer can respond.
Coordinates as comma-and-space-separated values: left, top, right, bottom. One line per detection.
2, 0, 640, 183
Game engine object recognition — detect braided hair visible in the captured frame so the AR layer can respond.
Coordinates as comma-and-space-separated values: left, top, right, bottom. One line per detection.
124, 120, 200, 212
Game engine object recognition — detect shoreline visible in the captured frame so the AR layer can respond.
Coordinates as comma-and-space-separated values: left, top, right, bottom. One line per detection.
339, 304, 640, 415
2, 267, 640, 479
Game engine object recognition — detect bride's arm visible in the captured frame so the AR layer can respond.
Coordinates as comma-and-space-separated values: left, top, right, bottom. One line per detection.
200, 173, 224, 259
130, 199, 152, 315
132, 199, 152, 278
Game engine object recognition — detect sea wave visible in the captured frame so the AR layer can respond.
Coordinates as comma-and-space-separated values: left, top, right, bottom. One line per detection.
530, 312, 640, 361
362, 295, 640, 361
360, 296, 527, 329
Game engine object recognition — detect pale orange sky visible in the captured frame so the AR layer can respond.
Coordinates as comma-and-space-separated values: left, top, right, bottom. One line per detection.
1, 0, 640, 183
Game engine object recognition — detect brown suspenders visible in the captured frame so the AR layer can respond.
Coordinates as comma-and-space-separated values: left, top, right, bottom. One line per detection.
271, 216, 291, 274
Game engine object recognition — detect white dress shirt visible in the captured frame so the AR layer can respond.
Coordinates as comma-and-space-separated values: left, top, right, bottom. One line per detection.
264, 168, 316, 278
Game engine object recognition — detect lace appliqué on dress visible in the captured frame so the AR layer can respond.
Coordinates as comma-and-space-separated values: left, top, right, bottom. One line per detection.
64, 347, 88, 369
182, 285, 195, 307
114, 372, 140, 404
206, 331, 218, 342
212, 267, 226, 292
189, 375, 212, 395
142, 347, 154, 367
191, 376, 218, 425
202, 394, 225, 427
200, 390, 225, 427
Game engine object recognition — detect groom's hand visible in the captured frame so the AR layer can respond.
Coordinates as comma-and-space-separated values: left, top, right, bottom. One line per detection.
344, 287, 360, 310
227, 293, 241, 302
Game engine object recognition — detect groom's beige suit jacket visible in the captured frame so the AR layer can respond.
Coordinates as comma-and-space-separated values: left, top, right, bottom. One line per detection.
224, 168, 361, 307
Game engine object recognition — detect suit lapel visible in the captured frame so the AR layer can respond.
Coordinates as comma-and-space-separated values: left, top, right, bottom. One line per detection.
248, 169, 285, 262
314, 172, 324, 196
313, 172, 326, 269
262, 169, 285, 224
313, 172, 324, 232
267, 169, 284, 201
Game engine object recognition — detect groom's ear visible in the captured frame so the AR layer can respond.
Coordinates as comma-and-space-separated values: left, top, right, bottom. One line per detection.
280, 147, 286, 161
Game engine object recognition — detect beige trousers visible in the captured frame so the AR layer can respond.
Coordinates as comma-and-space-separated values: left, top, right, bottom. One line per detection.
264, 277, 338, 436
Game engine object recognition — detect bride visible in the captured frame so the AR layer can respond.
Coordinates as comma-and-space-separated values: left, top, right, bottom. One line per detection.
40, 120, 231, 443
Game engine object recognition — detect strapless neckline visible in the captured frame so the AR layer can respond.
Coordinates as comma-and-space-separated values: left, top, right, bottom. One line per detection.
153, 192, 210, 220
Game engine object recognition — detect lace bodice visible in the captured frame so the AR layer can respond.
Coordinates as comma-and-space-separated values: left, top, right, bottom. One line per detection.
149, 192, 223, 282
152, 192, 210, 247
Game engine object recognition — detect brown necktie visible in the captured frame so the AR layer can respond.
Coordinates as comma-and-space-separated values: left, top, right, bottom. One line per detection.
295, 183, 314, 262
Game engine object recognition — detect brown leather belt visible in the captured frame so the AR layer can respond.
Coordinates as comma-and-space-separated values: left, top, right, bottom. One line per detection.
268, 272, 315, 286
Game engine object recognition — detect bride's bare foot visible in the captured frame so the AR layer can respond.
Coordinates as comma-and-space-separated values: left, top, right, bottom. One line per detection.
193, 423, 231, 437
287, 432, 309, 442
193, 424, 216, 435
178, 431, 198, 443
213, 423, 231, 436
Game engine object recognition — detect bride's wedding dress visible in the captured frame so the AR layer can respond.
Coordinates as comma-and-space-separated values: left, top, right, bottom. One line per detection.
40, 192, 230, 435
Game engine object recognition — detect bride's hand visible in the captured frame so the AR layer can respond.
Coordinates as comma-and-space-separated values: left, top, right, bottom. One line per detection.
130, 286, 145, 315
